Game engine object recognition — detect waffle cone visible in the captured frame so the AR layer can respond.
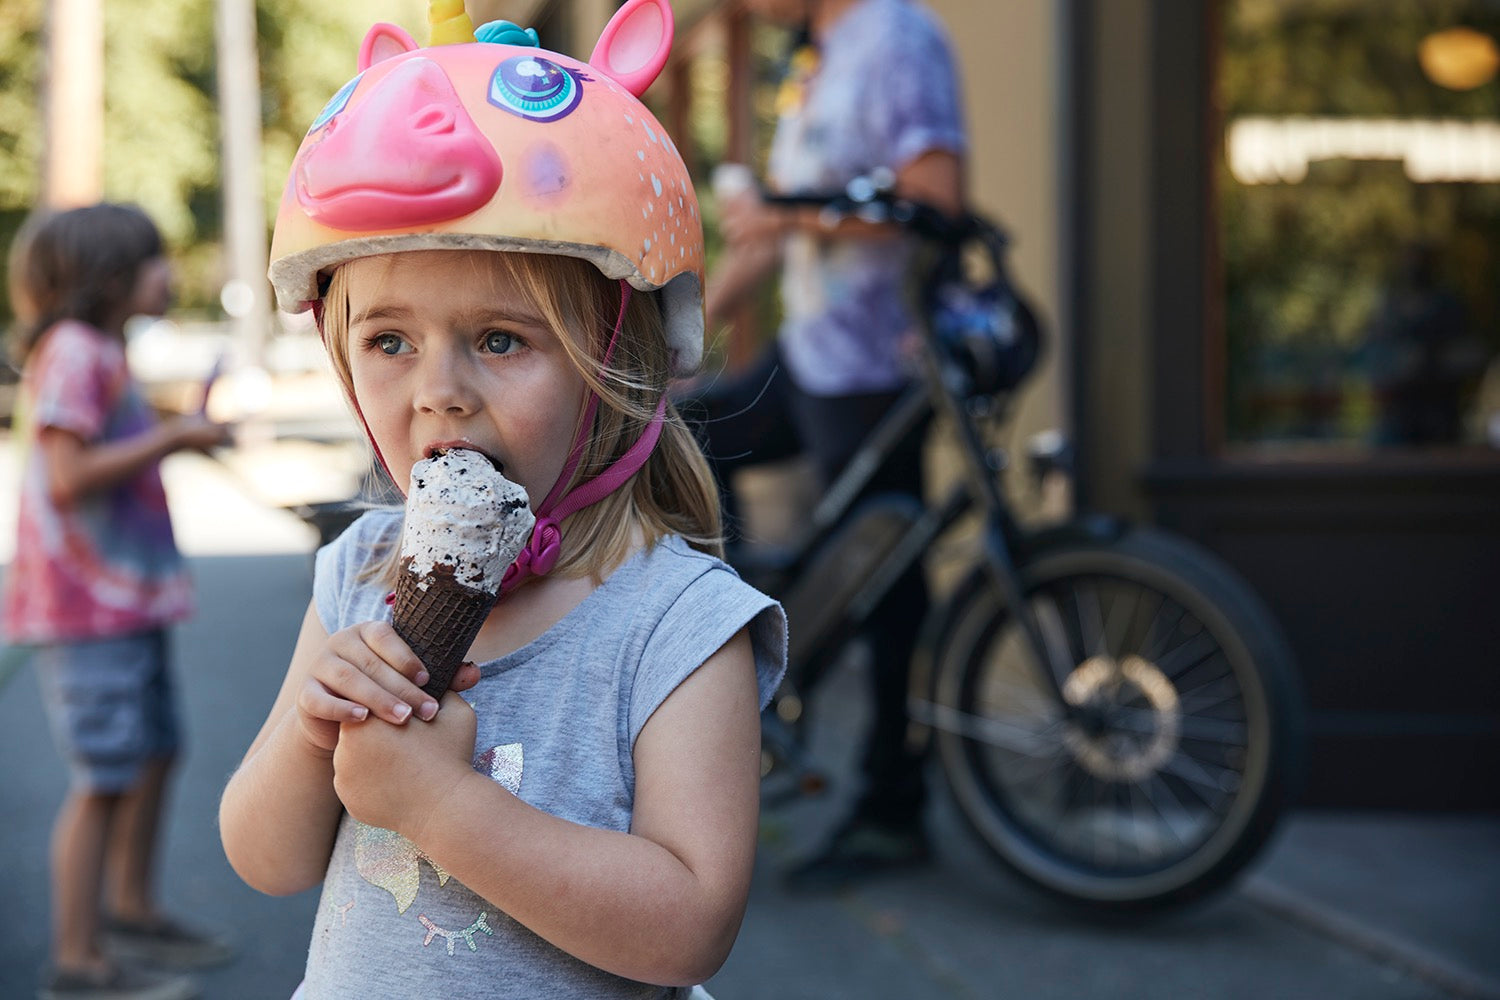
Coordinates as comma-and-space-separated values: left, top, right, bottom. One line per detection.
391, 564, 498, 699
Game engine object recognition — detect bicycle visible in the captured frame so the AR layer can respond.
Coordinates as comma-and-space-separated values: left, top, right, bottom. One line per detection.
722, 173, 1306, 911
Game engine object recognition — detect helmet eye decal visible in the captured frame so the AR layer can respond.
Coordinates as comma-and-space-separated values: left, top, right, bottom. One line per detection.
309, 73, 362, 133
488, 56, 586, 122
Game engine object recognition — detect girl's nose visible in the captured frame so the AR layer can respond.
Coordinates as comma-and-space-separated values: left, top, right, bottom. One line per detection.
413, 349, 481, 415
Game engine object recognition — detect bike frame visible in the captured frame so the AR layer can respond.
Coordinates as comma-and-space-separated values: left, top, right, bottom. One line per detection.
752, 193, 1091, 747
753, 186, 1302, 910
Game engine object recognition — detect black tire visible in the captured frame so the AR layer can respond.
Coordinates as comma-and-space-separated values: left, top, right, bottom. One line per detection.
927, 526, 1304, 911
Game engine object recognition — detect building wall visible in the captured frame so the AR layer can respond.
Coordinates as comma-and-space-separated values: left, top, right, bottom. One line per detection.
1079, 0, 1152, 519
1081, 0, 1500, 809
929, 0, 1067, 509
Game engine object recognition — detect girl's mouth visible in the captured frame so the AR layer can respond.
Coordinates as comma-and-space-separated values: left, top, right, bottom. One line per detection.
426, 442, 503, 473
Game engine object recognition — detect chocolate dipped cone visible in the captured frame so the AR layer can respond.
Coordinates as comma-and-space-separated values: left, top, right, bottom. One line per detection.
393, 449, 535, 699
392, 563, 499, 698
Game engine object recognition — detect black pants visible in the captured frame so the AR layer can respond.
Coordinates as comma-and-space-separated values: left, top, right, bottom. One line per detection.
681, 348, 930, 825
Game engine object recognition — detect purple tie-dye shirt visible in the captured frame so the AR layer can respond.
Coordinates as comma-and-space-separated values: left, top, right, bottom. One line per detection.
767, 0, 966, 396
1, 321, 190, 643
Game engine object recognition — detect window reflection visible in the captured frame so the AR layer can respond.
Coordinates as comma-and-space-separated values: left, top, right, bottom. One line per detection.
1218, 0, 1500, 451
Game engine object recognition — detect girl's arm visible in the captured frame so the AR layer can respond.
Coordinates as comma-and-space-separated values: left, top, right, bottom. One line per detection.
37, 412, 229, 506
722, 148, 966, 248
331, 627, 763, 987
220, 601, 475, 896
703, 236, 780, 328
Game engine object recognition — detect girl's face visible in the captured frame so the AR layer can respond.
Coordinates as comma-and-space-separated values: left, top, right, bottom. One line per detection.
129, 256, 173, 318
344, 250, 589, 504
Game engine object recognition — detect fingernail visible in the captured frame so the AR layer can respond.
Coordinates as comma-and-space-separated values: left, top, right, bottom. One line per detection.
352, 706, 368, 721
418, 700, 438, 721
415, 670, 431, 687
392, 703, 412, 723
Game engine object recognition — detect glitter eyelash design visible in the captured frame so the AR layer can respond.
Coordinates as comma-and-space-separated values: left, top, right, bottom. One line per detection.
419, 912, 495, 955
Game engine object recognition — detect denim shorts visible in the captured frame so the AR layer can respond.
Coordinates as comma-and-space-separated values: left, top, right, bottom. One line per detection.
34, 629, 181, 792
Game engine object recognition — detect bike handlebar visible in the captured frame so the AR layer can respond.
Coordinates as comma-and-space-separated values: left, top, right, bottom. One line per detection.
758, 172, 1008, 249
755, 171, 1043, 400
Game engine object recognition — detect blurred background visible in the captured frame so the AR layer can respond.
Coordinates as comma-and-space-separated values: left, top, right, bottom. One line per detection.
2, 0, 1495, 808
0, 1, 1497, 996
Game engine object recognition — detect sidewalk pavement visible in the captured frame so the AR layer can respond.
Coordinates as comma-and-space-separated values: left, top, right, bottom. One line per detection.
1, 429, 1497, 999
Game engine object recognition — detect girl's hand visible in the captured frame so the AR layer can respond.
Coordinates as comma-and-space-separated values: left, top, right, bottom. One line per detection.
332, 691, 479, 836
165, 410, 233, 452
294, 621, 480, 755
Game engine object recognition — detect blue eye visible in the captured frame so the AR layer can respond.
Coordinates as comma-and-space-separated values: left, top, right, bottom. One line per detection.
488, 56, 583, 122
375, 333, 406, 355
309, 73, 361, 133
483, 330, 517, 354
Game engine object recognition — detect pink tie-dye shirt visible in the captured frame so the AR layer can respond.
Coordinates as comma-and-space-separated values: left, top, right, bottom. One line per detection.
1, 321, 191, 643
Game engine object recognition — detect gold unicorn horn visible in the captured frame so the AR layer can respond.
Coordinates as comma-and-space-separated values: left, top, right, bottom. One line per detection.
428, 0, 476, 45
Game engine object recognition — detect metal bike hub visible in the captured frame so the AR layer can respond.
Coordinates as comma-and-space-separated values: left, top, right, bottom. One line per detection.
1060, 655, 1181, 782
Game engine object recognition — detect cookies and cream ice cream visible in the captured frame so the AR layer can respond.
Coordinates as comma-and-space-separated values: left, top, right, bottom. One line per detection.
400, 448, 534, 592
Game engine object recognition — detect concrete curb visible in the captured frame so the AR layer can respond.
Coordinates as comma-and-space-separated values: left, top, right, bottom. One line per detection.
1245, 877, 1500, 1000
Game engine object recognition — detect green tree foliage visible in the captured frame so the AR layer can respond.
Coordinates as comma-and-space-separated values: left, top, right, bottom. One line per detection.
0, 0, 43, 209
0, 0, 429, 323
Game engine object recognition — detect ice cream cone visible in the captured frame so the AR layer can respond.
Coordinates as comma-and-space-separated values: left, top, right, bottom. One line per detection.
392, 448, 535, 698
391, 563, 497, 698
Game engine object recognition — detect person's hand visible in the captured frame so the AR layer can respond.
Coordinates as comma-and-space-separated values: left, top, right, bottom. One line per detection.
719, 190, 788, 248
165, 410, 234, 452
703, 234, 781, 327
332, 690, 479, 838
293, 621, 480, 756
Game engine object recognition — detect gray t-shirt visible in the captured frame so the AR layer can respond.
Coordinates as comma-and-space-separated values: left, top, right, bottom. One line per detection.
299, 510, 786, 999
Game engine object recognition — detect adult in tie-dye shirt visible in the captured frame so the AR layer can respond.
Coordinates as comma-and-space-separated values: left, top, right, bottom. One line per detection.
690, 0, 967, 888
3, 204, 232, 998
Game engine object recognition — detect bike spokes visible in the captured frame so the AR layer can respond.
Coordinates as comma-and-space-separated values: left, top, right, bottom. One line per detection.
959, 571, 1256, 878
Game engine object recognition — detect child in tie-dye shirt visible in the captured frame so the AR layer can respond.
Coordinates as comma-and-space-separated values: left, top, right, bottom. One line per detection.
3, 203, 233, 999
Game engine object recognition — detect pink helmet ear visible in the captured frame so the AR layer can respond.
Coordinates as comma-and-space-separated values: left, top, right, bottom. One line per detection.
589, 0, 673, 98
359, 23, 420, 71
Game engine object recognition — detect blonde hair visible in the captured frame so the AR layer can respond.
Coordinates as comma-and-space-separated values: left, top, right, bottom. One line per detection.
321, 251, 723, 587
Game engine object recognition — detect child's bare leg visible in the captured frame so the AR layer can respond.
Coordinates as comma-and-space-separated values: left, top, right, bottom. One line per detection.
51, 787, 117, 972
104, 756, 173, 921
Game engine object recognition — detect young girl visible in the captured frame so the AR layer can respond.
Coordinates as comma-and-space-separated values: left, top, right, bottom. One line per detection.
4, 203, 233, 999
217, 3, 786, 998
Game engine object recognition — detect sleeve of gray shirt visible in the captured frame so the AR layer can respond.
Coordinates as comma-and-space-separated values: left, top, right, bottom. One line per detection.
627, 561, 786, 747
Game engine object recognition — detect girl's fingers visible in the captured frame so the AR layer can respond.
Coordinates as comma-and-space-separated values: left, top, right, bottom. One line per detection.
296, 680, 367, 723
449, 661, 481, 693
295, 680, 364, 754
356, 621, 427, 681
323, 624, 438, 724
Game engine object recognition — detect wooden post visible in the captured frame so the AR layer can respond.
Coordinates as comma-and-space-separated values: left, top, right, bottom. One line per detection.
725, 4, 756, 370
215, 0, 274, 369
41, 0, 104, 208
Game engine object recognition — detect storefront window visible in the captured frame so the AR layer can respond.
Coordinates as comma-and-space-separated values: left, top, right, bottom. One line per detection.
1218, 1, 1500, 451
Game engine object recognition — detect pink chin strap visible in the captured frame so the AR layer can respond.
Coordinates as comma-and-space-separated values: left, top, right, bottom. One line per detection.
503, 282, 666, 594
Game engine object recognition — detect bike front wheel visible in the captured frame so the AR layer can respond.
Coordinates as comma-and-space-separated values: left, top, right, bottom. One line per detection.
925, 526, 1303, 910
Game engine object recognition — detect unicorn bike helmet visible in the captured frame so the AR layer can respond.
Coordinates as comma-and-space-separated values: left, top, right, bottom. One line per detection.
268, 0, 703, 590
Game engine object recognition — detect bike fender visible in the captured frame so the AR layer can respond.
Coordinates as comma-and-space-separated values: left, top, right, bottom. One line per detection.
1013, 512, 1129, 561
